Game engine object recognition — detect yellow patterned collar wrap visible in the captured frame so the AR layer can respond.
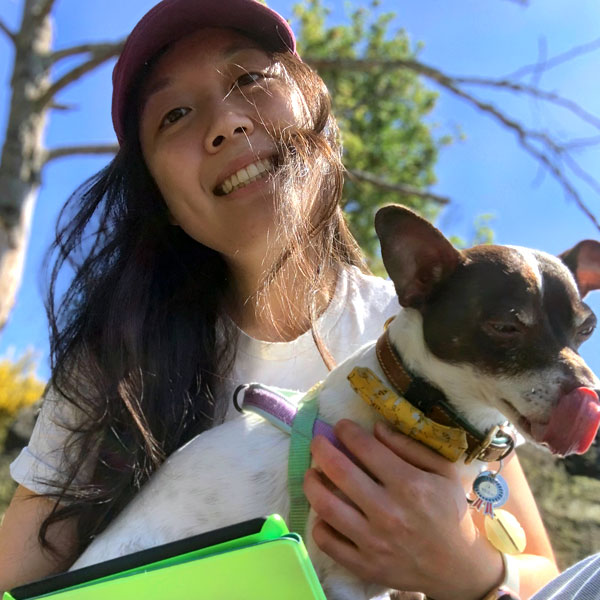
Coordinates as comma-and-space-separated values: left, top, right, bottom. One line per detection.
347, 366, 469, 462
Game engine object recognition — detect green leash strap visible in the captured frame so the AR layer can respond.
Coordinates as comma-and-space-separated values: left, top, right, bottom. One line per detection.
287, 386, 320, 538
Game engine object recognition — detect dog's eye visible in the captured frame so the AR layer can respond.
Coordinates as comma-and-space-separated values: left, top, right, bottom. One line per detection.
484, 321, 521, 337
578, 324, 595, 338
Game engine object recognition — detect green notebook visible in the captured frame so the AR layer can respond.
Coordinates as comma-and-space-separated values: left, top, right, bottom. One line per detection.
4, 515, 326, 600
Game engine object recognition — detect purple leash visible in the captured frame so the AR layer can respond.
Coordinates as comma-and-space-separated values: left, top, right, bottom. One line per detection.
233, 384, 349, 455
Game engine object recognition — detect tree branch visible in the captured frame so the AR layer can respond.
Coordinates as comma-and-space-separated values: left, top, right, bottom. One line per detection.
49, 102, 76, 111
306, 55, 600, 232
347, 169, 450, 205
36, 0, 57, 22
0, 18, 16, 44
38, 45, 122, 108
565, 135, 600, 150
505, 36, 600, 80
449, 76, 600, 131
43, 144, 118, 165
24, 0, 57, 26
49, 41, 124, 65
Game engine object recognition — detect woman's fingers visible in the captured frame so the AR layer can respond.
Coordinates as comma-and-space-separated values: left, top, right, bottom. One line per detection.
306, 435, 382, 518
309, 518, 366, 575
335, 419, 458, 486
303, 468, 370, 547
304, 419, 504, 597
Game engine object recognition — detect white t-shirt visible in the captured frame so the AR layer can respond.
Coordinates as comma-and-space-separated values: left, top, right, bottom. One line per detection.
10, 266, 398, 494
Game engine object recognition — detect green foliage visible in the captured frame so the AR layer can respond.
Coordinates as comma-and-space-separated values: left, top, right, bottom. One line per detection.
293, 0, 451, 262
450, 213, 496, 249
471, 214, 496, 246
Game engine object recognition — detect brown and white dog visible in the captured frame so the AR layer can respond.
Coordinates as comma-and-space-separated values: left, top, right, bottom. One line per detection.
70, 206, 600, 599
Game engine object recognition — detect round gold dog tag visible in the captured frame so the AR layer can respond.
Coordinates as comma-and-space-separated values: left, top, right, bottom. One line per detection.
484, 509, 527, 554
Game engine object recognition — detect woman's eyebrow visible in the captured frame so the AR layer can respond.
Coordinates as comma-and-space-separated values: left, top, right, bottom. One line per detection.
222, 39, 265, 59
138, 76, 174, 117
143, 77, 172, 103
140, 42, 266, 110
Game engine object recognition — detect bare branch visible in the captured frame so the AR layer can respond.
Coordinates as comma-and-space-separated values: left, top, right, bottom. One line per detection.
518, 137, 600, 231
449, 76, 600, 131
565, 135, 600, 150
563, 154, 600, 200
306, 55, 600, 230
309, 58, 553, 147
0, 18, 16, 43
43, 144, 118, 165
505, 36, 600, 80
531, 36, 547, 90
38, 0, 57, 20
38, 45, 122, 108
25, 0, 57, 25
308, 56, 600, 130
50, 102, 76, 111
49, 41, 124, 65
347, 170, 450, 205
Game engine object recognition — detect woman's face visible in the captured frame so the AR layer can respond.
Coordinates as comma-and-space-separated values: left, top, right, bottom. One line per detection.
139, 28, 306, 267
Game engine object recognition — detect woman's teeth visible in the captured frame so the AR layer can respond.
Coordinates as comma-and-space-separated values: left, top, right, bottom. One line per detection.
218, 158, 272, 195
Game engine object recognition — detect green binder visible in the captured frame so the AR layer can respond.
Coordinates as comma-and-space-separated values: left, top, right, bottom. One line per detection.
4, 515, 326, 600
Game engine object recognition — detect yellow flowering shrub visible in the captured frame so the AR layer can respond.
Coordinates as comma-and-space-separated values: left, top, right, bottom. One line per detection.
0, 353, 45, 419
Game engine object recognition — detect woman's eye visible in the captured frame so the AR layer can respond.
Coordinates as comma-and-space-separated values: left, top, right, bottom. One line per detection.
235, 72, 266, 87
159, 106, 191, 129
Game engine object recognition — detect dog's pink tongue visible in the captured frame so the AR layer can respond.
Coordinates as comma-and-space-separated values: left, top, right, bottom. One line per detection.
531, 388, 600, 456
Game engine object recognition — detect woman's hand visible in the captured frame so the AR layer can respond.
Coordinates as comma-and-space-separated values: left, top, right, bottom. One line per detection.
303, 419, 504, 600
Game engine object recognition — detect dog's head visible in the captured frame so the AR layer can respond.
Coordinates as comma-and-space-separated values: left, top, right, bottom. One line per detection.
375, 204, 600, 456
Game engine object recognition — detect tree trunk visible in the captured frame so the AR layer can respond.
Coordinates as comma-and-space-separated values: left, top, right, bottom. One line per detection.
0, 0, 52, 331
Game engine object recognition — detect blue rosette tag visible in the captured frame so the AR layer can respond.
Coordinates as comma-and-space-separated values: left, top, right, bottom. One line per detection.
471, 470, 509, 518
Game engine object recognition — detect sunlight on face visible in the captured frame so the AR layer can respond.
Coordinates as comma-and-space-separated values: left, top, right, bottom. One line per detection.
139, 28, 309, 269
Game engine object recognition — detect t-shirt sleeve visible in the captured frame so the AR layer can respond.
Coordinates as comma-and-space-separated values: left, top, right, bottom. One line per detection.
10, 386, 95, 495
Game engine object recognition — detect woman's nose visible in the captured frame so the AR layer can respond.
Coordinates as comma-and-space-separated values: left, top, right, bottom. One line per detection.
204, 107, 255, 153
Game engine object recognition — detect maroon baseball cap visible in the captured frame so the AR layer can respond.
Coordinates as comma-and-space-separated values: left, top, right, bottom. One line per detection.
112, 0, 296, 144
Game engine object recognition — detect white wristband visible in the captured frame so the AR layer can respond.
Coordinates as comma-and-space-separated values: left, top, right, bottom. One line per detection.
501, 552, 520, 595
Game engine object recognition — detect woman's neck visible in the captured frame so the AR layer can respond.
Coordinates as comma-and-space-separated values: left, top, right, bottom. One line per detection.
226, 255, 338, 342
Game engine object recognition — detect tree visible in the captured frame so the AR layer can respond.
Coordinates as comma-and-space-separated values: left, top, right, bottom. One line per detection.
0, 0, 122, 332
294, 0, 450, 259
1, 0, 599, 333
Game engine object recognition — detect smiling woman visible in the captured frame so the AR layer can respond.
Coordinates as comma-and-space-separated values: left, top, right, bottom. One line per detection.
0, 0, 560, 599
138, 30, 307, 267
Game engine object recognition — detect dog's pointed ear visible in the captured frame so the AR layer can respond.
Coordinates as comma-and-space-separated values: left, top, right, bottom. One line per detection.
559, 240, 600, 298
375, 205, 461, 307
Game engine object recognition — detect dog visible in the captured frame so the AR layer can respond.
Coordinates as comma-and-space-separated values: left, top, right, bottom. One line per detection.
70, 205, 600, 599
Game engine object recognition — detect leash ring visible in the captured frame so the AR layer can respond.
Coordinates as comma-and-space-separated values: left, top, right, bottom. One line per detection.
232, 384, 249, 413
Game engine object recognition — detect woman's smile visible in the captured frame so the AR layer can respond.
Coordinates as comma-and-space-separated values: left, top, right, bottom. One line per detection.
214, 156, 274, 196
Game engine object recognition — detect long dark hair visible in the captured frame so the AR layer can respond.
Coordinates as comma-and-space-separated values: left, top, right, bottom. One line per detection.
40, 50, 365, 559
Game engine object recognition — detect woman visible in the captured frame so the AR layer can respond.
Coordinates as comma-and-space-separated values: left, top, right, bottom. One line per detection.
0, 1, 558, 598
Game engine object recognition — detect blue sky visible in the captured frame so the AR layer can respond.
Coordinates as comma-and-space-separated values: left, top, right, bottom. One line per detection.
1, 0, 599, 380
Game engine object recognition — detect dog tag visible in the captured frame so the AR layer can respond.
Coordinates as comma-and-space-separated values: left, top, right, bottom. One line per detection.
471, 470, 509, 517
484, 509, 527, 554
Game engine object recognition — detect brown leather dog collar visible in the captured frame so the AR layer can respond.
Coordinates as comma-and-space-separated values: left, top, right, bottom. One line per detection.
375, 326, 515, 464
